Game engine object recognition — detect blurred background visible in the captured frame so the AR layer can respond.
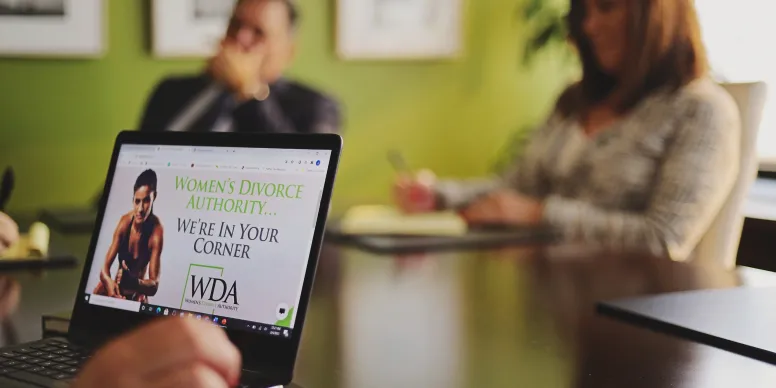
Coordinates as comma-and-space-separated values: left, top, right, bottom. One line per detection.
0, 0, 774, 228
1, 2, 776, 386
0, 0, 576, 214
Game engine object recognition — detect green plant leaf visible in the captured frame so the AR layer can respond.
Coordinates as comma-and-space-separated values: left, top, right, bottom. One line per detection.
519, 0, 570, 67
523, 0, 545, 20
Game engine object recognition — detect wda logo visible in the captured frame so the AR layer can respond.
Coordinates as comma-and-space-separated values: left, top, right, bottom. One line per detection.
180, 264, 240, 313
190, 275, 238, 304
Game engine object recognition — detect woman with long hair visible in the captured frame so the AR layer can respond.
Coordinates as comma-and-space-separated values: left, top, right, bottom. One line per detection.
396, 0, 740, 261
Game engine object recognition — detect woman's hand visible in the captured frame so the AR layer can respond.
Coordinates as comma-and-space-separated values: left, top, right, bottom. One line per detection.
104, 278, 122, 299
0, 212, 19, 255
393, 169, 438, 213
460, 190, 544, 226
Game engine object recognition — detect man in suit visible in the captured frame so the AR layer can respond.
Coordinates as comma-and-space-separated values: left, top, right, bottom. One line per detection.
139, 0, 340, 134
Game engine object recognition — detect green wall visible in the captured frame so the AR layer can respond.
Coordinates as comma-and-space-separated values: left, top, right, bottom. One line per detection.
0, 0, 572, 214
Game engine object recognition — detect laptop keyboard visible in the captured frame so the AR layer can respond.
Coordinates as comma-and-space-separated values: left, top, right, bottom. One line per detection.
0, 339, 88, 386
0, 339, 281, 387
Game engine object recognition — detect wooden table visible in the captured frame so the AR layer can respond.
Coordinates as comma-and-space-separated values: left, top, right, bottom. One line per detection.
2, 230, 776, 387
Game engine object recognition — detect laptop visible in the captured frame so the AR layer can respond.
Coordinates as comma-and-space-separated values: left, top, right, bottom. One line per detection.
0, 131, 342, 387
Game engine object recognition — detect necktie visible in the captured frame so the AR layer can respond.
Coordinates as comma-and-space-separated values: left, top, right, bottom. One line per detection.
188, 91, 235, 133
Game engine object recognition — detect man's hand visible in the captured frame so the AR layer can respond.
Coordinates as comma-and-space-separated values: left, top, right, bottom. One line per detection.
0, 212, 19, 255
460, 190, 544, 226
75, 319, 242, 388
208, 41, 266, 101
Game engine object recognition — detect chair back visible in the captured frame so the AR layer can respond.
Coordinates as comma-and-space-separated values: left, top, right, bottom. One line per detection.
695, 82, 768, 268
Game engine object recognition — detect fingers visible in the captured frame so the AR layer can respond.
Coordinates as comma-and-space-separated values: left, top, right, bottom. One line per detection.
110, 280, 121, 298
393, 169, 435, 192
461, 197, 499, 224
394, 174, 413, 189
462, 191, 540, 225
414, 168, 437, 186
222, 39, 264, 57
114, 276, 123, 295
0, 213, 19, 251
93, 282, 105, 295
149, 364, 229, 388
394, 179, 437, 213
210, 48, 263, 100
105, 281, 115, 297
122, 262, 129, 270
118, 319, 242, 385
244, 42, 265, 62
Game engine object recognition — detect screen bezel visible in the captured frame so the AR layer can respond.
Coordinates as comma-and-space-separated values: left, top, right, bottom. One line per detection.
69, 130, 342, 380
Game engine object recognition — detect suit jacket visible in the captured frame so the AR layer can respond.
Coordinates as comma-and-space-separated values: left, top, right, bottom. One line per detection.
138, 74, 341, 134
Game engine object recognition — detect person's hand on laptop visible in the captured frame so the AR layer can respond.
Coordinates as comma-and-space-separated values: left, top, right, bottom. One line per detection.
209, 40, 267, 101
0, 212, 19, 255
74, 319, 242, 388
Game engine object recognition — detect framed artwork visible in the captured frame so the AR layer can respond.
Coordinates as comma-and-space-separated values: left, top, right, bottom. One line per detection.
0, 0, 105, 58
152, 0, 236, 58
336, 0, 465, 60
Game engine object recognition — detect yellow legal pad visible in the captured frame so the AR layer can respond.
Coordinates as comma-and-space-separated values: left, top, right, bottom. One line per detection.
339, 205, 467, 236
0, 222, 50, 260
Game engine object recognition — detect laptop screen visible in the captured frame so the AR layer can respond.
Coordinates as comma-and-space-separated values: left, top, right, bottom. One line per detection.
83, 144, 331, 339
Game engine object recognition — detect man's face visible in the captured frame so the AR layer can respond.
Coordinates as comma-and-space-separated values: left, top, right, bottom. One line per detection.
133, 186, 155, 225
225, 0, 296, 84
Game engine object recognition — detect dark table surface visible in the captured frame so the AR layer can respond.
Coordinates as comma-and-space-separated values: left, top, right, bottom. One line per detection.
2, 228, 776, 387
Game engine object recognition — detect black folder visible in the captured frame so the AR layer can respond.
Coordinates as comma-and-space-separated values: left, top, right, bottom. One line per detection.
597, 287, 776, 365
326, 222, 559, 254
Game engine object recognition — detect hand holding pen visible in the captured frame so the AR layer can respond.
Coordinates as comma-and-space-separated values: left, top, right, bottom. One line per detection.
388, 151, 438, 213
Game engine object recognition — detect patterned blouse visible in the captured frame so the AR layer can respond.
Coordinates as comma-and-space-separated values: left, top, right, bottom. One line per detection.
436, 78, 741, 260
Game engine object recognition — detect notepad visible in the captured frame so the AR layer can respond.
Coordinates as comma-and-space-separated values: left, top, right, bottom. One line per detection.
339, 205, 467, 236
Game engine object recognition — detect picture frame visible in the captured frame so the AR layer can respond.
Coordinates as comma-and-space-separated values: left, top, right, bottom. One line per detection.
336, 0, 465, 61
0, 0, 105, 58
152, 0, 236, 58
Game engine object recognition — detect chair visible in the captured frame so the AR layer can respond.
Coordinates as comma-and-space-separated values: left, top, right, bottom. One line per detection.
694, 82, 768, 269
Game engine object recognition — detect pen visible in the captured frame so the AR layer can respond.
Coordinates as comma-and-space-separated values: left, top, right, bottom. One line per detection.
0, 167, 14, 212
387, 150, 412, 176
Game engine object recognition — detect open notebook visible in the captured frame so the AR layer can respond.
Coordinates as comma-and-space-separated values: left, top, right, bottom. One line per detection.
338, 205, 467, 236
